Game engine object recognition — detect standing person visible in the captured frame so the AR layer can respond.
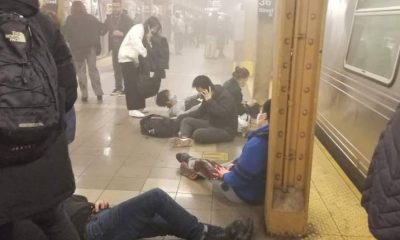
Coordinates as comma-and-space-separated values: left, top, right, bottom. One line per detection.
173, 12, 185, 55
119, 16, 163, 118
104, 0, 134, 96
64, 1, 104, 102
0, 0, 79, 239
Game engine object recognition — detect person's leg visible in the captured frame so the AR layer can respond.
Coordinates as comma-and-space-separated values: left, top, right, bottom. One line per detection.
0, 222, 13, 240
112, 48, 123, 92
32, 203, 80, 240
86, 188, 205, 240
121, 62, 145, 111
212, 180, 244, 204
179, 118, 210, 138
74, 59, 88, 99
87, 47, 104, 97
192, 127, 234, 144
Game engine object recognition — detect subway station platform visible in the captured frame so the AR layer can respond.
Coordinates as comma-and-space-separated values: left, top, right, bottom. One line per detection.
69, 46, 374, 239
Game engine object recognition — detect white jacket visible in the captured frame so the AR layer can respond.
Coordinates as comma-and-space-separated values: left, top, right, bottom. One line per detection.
118, 24, 147, 63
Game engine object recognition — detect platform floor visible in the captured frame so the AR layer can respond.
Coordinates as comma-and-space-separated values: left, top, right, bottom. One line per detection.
69, 44, 374, 239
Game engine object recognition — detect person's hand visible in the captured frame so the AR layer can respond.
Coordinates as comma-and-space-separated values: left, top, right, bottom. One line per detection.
113, 30, 124, 37
94, 200, 111, 213
213, 166, 230, 180
200, 87, 213, 101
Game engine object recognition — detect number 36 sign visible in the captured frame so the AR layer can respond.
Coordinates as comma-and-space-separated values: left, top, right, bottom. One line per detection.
258, 0, 275, 18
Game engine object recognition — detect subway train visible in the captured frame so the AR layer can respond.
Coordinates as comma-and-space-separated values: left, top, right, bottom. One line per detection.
316, 0, 400, 190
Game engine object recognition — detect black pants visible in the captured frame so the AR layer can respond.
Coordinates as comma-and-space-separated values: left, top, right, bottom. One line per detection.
112, 48, 124, 91
121, 62, 145, 110
180, 117, 234, 144
0, 203, 79, 240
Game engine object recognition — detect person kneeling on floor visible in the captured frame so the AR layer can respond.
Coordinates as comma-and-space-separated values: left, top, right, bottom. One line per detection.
156, 89, 202, 118
177, 100, 271, 205
171, 75, 238, 147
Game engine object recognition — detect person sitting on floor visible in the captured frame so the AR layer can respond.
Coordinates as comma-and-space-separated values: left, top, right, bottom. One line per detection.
171, 75, 238, 147
223, 66, 261, 118
156, 89, 202, 118
177, 99, 271, 205
14, 188, 254, 240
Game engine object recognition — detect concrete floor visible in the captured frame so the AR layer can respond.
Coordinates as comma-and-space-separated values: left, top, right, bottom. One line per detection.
69, 44, 374, 239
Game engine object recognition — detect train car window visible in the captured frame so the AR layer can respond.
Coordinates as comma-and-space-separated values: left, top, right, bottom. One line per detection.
345, 6, 400, 85
357, 0, 400, 9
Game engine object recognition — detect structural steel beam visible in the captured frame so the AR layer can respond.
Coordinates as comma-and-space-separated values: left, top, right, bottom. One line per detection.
265, 0, 328, 236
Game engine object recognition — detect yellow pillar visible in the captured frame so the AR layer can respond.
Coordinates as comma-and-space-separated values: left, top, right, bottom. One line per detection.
265, 0, 328, 236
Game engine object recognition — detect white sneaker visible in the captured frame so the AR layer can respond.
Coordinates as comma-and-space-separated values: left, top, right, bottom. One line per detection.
139, 108, 149, 113
129, 110, 146, 118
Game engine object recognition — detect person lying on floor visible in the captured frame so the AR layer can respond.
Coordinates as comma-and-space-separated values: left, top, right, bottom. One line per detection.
177, 100, 271, 205
156, 89, 202, 118
171, 75, 238, 147
14, 188, 254, 240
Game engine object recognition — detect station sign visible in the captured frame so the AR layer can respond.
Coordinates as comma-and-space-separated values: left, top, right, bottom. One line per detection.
258, 0, 275, 19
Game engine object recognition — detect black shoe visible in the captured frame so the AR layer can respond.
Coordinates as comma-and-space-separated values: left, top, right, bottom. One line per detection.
176, 153, 192, 164
206, 219, 254, 240
81, 97, 88, 102
97, 95, 103, 102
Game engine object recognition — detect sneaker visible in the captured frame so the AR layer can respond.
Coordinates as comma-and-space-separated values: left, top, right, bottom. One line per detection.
176, 153, 192, 164
110, 89, 122, 96
118, 90, 125, 96
194, 159, 220, 180
180, 162, 201, 180
81, 97, 88, 103
97, 95, 103, 102
128, 110, 146, 118
206, 218, 254, 240
139, 108, 149, 113
170, 137, 193, 148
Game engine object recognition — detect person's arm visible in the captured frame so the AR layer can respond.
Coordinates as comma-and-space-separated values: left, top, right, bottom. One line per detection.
221, 139, 266, 188
125, 24, 147, 59
38, 14, 77, 112
203, 92, 235, 118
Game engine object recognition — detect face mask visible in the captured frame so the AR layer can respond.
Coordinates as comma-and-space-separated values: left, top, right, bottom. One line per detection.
170, 95, 178, 105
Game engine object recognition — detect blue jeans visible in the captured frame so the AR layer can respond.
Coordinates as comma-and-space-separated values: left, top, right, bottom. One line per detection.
86, 188, 204, 240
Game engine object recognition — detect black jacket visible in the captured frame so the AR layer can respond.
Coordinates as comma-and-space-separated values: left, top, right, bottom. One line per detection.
223, 78, 246, 115
64, 13, 105, 60
0, 0, 77, 224
139, 35, 170, 79
180, 85, 238, 136
362, 105, 400, 239
104, 13, 134, 51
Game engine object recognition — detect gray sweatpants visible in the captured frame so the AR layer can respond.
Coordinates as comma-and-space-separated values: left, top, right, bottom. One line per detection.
75, 47, 104, 98
180, 117, 234, 144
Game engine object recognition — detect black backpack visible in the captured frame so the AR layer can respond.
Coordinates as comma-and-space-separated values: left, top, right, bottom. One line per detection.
0, 12, 60, 167
140, 114, 179, 138
13, 195, 94, 240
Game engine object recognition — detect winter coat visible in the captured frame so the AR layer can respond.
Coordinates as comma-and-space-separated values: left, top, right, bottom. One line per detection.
64, 13, 104, 61
224, 125, 269, 204
180, 85, 238, 136
223, 78, 245, 115
362, 105, 400, 239
0, 0, 77, 224
104, 13, 134, 51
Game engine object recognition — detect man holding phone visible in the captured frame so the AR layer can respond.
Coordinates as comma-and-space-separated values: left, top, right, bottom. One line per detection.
172, 75, 238, 147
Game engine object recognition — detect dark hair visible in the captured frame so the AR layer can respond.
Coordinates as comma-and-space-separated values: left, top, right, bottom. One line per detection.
156, 90, 170, 107
263, 99, 271, 120
144, 16, 162, 34
192, 75, 214, 90
232, 66, 250, 80
71, 1, 87, 15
